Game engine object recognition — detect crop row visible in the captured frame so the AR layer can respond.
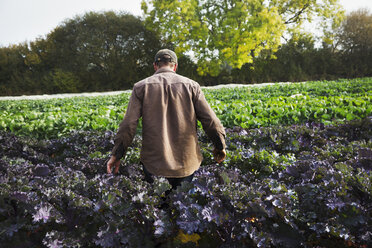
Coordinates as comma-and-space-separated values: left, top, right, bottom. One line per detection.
0, 118, 371, 247
1, 78, 371, 139
0, 77, 371, 247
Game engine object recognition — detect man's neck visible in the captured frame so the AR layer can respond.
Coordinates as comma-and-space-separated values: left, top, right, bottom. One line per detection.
154, 67, 176, 74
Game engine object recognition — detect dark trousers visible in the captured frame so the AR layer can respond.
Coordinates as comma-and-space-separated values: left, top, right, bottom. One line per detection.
142, 163, 194, 190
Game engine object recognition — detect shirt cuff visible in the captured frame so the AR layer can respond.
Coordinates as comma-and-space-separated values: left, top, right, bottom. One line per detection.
112, 142, 125, 159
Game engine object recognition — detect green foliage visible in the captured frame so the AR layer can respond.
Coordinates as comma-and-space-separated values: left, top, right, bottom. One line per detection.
142, 0, 344, 76
46, 11, 161, 92
205, 78, 371, 128
0, 12, 161, 96
1, 7, 371, 96
273, 0, 344, 36
49, 69, 80, 93
0, 118, 371, 247
0, 94, 130, 139
142, 0, 285, 76
336, 9, 372, 53
335, 9, 372, 78
0, 78, 371, 139
0, 77, 371, 247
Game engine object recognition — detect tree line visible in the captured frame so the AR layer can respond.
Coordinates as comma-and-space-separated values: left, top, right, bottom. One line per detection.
0, 12, 161, 96
0, 7, 371, 96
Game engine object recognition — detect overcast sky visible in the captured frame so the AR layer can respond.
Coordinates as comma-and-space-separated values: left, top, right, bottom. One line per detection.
0, 0, 371, 47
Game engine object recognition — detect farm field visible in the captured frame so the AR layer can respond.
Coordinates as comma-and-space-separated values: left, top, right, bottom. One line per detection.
0, 78, 371, 247
1, 78, 371, 139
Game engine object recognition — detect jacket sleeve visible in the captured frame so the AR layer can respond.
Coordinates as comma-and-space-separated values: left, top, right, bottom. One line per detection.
111, 88, 142, 159
193, 86, 226, 150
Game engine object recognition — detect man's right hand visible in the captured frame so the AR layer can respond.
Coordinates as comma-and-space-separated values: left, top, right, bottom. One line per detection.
213, 148, 226, 163
107, 156, 120, 174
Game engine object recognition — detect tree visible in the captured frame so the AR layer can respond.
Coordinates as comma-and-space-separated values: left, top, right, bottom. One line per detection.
336, 8, 372, 77
142, 0, 285, 76
1, 11, 163, 95
337, 9, 372, 53
141, 0, 344, 76
0, 43, 34, 96
45, 11, 161, 92
273, 0, 344, 39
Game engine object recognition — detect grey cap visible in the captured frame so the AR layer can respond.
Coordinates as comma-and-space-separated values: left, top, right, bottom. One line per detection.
154, 49, 177, 64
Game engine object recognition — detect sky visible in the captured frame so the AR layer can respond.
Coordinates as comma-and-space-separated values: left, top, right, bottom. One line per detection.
0, 0, 371, 47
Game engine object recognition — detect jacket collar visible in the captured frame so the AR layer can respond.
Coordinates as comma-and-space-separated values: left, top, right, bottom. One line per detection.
154, 67, 176, 75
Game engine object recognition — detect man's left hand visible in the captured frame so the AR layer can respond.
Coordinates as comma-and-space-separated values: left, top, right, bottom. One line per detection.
107, 156, 120, 174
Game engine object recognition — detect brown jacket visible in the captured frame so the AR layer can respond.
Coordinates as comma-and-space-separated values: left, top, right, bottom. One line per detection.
112, 67, 226, 178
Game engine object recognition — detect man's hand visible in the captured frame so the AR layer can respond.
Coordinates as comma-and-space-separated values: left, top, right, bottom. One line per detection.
107, 156, 120, 174
213, 148, 226, 163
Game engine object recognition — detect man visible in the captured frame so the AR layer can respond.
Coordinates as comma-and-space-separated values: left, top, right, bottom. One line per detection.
107, 49, 226, 189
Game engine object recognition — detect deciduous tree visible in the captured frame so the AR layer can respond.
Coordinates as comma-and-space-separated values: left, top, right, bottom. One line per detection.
46, 11, 161, 91
142, 0, 344, 76
336, 8, 372, 77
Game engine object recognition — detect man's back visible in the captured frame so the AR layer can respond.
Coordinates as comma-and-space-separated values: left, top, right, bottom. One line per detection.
135, 67, 203, 177
108, 48, 226, 180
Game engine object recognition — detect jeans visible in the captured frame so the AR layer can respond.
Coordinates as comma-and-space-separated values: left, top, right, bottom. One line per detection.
142, 163, 194, 190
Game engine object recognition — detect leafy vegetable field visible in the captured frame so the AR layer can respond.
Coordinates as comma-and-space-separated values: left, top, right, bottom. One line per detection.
0, 78, 371, 247
1, 78, 371, 139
